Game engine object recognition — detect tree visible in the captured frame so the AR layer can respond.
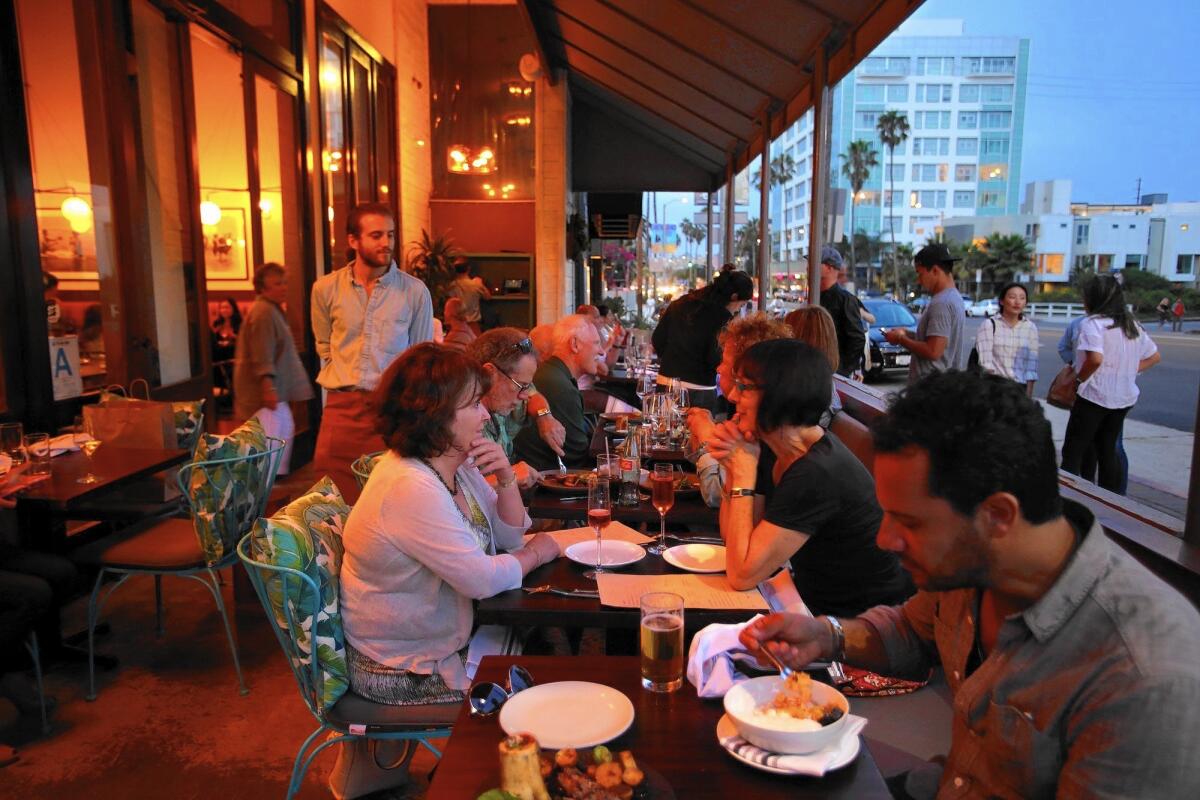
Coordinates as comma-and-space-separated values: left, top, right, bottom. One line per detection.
751, 153, 797, 190
406, 229, 462, 312
735, 219, 760, 275
894, 243, 915, 298
839, 140, 879, 285
963, 233, 1032, 298
876, 110, 910, 294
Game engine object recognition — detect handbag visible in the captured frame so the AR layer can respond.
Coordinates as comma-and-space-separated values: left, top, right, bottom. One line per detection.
1046, 364, 1078, 410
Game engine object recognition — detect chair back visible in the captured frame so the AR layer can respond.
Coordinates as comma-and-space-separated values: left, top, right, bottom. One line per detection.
237, 477, 351, 719
350, 450, 385, 489
180, 436, 285, 565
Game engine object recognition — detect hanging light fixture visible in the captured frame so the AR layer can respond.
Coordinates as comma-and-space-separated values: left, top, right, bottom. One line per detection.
200, 200, 222, 226
60, 195, 93, 234
444, 0, 496, 175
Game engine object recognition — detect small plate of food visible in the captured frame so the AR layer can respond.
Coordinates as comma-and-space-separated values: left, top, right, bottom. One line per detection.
485, 734, 674, 800
637, 471, 700, 497
537, 470, 595, 493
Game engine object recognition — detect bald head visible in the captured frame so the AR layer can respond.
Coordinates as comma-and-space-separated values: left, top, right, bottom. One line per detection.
552, 314, 603, 378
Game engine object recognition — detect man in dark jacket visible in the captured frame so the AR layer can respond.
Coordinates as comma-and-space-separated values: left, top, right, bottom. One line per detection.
817, 246, 865, 377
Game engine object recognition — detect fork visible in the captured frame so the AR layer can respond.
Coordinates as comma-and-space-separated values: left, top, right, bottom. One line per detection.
556, 454, 567, 475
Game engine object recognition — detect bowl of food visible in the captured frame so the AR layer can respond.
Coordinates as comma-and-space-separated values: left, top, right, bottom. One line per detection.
722, 673, 849, 754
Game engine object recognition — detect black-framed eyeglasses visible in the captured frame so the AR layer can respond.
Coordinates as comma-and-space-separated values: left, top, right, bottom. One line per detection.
733, 379, 763, 393
490, 362, 535, 394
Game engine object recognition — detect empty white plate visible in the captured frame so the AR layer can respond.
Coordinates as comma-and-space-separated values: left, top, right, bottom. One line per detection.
500, 681, 635, 749
662, 543, 727, 573
564, 539, 646, 568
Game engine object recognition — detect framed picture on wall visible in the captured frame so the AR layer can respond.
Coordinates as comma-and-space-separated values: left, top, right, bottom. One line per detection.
202, 207, 251, 284
35, 207, 99, 279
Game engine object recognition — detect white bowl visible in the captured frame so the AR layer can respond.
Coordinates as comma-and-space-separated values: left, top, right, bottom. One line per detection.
722, 676, 849, 755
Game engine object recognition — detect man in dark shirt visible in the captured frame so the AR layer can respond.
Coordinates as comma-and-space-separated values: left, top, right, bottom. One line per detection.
817, 246, 865, 377
513, 314, 604, 470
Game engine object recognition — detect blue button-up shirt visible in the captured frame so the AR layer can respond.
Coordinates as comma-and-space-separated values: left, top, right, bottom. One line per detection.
311, 261, 434, 391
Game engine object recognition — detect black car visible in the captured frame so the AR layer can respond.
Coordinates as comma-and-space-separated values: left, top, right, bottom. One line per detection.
862, 299, 918, 380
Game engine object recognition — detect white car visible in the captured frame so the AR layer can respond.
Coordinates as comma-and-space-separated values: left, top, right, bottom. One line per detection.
965, 299, 999, 317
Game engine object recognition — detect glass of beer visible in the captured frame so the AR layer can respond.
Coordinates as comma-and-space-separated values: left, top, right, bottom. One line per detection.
584, 474, 612, 580
640, 591, 684, 692
650, 463, 675, 555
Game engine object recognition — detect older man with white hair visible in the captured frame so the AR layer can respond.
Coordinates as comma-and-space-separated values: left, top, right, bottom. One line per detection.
513, 314, 604, 470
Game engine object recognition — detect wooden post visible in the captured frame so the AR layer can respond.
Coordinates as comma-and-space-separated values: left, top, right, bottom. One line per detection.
757, 111, 771, 311
705, 191, 714, 282
808, 48, 830, 308
723, 160, 735, 269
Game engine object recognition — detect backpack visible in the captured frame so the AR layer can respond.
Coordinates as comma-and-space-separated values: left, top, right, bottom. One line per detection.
966, 319, 996, 373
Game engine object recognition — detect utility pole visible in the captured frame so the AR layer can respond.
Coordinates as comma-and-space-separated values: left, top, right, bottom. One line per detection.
1134, 177, 1142, 205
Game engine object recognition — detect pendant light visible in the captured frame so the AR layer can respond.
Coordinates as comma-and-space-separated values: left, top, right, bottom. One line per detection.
445, 0, 495, 175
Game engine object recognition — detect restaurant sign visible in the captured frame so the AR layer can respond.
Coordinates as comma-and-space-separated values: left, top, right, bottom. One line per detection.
49, 335, 83, 400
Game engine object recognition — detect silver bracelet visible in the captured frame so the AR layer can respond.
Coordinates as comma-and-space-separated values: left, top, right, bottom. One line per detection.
825, 616, 846, 662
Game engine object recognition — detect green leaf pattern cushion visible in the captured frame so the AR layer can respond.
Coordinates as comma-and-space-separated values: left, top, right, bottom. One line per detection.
248, 477, 350, 710
190, 417, 270, 563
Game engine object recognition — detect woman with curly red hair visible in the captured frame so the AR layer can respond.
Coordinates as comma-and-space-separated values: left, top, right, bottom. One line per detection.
339, 343, 560, 708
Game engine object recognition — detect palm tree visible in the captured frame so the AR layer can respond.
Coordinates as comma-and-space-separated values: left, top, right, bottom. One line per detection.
839, 139, 879, 286
751, 153, 797, 191
876, 110, 910, 294
735, 219, 760, 275
965, 233, 1032, 297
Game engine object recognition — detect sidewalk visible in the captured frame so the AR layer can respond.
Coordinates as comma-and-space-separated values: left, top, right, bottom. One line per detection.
1038, 401, 1191, 523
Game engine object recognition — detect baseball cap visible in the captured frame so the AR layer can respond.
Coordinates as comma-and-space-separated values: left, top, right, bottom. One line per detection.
820, 246, 844, 268
914, 242, 961, 267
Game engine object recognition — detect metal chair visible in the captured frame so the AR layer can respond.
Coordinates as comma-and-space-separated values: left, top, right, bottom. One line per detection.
25, 633, 49, 734
237, 528, 455, 800
74, 437, 284, 700
350, 450, 385, 490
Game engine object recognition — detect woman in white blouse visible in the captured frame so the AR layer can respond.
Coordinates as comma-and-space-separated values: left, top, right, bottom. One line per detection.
973, 282, 1039, 396
1060, 276, 1160, 493
340, 344, 560, 706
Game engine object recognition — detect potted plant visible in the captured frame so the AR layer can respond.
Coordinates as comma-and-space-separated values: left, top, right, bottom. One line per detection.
406, 229, 462, 312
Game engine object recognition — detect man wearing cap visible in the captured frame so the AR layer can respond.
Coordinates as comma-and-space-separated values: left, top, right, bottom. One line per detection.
884, 242, 965, 383
817, 246, 866, 378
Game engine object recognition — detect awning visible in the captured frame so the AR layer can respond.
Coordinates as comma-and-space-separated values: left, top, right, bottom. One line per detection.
521, 0, 924, 192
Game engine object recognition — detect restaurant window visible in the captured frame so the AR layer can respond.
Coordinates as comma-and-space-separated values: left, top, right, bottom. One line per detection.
319, 12, 398, 265
215, 0, 296, 51
429, 3, 535, 200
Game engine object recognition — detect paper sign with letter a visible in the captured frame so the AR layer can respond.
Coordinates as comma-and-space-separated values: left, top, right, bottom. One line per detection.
49, 335, 83, 400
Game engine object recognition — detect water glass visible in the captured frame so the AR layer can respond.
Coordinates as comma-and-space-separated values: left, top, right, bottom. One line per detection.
640, 591, 685, 692
24, 433, 52, 476
0, 422, 24, 464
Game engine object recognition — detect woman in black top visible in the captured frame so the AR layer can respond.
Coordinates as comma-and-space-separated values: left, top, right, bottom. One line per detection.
708, 338, 913, 617
651, 266, 752, 412
211, 297, 242, 398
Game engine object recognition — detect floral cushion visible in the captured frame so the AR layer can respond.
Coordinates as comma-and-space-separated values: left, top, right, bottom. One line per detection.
248, 477, 350, 710
189, 417, 271, 563
100, 389, 205, 450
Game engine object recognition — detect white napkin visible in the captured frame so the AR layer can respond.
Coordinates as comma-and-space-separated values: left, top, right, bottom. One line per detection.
465, 624, 521, 680
48, 433, 84, 456
686, 615, 768, 697
720, 715, 868, 776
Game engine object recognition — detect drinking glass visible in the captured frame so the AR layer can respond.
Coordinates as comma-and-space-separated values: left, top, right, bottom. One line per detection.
649, 463, 675, 555
584, 474, 612, 580
24, 433, 52, 476
77, 415, 102, 484
0, 422, 24, 465
640, 591, 684, 692
635, 371, 655, 407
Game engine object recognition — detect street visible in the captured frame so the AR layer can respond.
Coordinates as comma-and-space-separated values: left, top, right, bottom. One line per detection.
869, 317, 1200, 433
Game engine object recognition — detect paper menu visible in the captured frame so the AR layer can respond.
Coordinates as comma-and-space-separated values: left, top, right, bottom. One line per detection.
522, 521, 653, 550
596, 573, 768, 610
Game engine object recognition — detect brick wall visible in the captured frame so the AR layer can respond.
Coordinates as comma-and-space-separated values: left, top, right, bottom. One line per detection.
535, 71, 573, 323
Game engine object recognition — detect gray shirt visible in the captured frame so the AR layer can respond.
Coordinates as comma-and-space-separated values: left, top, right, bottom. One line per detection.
861, 501, 1200, 799
232, 297, 314, 421
909, 286, 965, 382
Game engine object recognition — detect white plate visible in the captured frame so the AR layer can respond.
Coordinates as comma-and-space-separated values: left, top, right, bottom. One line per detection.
499, 681, 635, 749
564, 539, 646, 568
716, 714, 860, 776
662, 543, 726, 573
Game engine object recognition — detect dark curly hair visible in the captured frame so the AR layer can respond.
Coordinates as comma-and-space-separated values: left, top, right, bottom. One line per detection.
737, 339, 832, 431
375, 343, 490, 458
872, 370, 1062, 524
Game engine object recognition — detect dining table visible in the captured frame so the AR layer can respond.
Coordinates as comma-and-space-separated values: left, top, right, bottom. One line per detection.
527, 483, 717, 527
426, 655, 891, 799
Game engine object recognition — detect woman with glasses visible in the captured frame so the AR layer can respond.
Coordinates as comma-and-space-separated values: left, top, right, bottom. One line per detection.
466, 328, 561, 489
708, 339, 912, 617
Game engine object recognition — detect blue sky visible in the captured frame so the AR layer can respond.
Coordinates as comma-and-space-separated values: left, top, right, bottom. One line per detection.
912, 0, 1200, 203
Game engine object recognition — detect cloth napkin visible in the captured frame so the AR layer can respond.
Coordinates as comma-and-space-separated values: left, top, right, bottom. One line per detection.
465, 624, 521, 680
48, 433, 84, 456
686, 615, 770, 697
719, 714, 868, 776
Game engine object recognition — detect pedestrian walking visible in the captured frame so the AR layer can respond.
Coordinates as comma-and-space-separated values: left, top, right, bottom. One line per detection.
816, 246, 866, 377
1171, 297, 1185, 332
883, 242, 965, 382
1156, 296, 1171, 328
972, 282, 1039, 396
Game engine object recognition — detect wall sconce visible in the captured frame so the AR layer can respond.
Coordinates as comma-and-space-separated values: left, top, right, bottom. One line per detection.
60, 195, 93, 234
200, 200, 222, 226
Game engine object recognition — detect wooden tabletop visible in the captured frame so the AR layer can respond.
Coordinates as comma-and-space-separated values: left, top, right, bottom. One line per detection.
427, 655, 890, 799
17, 446, 188, 510
476, 544, 755, 630
529, 487, 717, 527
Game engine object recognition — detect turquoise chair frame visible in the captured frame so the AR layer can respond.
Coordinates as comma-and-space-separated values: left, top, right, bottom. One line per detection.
349, 450, 385, 489
236, 533, 453, 799
85, 438, 284, 701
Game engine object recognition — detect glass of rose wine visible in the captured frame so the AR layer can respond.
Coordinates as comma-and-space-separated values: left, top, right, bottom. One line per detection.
76, 414, 102, 484
585, 474, 612, 580
650, 463, 675, 554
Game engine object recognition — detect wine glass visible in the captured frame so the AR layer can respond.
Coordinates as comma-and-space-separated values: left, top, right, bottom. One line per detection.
77, 414, 102, 484
635, 371, 655, 408
0, 422, 24, 465
649, 463, 675, 555
584, 474, 612, 580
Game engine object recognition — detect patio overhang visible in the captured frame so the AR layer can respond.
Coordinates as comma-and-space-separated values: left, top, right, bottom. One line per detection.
521, 0, 925, 192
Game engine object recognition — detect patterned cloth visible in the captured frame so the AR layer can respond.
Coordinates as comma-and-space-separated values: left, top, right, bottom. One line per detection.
346, 642, 463, 706
974, 316, 1039, 384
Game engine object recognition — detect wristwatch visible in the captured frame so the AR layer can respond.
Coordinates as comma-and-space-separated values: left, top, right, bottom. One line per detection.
535, 407, 552, 418
726, 487, 755, 498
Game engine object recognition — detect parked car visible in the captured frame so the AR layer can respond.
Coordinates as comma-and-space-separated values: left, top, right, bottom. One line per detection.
862, 299, 917, 380
908, 296, 930, 313
966, 299, 999, 317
